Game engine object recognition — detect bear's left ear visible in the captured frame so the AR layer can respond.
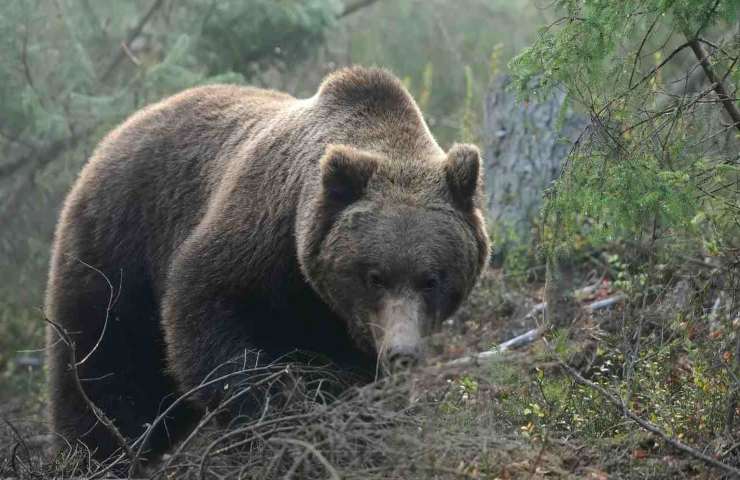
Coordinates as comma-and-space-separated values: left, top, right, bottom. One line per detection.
320, 144, 380, 205
444, 143, 482, 210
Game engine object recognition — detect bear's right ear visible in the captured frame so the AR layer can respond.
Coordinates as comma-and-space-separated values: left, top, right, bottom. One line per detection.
320, 145, 380, 205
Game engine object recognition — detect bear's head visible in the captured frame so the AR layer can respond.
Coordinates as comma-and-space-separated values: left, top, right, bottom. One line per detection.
298, 143, 490, 371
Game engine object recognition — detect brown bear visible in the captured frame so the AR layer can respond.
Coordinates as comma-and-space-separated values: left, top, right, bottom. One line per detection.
45, 67, 490, 461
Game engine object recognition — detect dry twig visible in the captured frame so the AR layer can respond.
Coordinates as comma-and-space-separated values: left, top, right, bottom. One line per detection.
43, 317, 134, 475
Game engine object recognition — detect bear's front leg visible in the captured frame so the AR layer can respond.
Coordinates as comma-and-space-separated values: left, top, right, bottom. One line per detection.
161, 237, 277, 411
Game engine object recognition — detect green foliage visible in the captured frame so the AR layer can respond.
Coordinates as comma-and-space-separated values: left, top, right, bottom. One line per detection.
440, 374, 480, 414
521, 333, 730, 445
487, 320, 731, 461
489, 222, 536, 281
545, 151, 700, 253
191, 0, 341, 76
1, 0, 343, 153
510, 0, 739, 264
488, 5, 739, 443
510, 0, 736, 96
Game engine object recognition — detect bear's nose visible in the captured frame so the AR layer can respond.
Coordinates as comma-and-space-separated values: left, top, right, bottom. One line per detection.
386, 346, 421, 371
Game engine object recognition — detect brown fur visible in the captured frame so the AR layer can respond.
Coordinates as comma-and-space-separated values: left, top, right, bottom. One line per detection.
45, 67, 490, 460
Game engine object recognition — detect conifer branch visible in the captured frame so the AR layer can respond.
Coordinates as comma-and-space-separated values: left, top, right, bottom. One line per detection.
101, 0, 165, 81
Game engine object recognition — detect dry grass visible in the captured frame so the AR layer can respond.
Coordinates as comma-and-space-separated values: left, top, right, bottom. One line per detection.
2, 351, 591, 480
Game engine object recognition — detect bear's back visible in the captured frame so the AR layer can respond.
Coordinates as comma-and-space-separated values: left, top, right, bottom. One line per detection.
60, 84, 299, 290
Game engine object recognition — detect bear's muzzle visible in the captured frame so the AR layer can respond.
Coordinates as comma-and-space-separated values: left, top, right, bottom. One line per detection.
370, 294, 423, 372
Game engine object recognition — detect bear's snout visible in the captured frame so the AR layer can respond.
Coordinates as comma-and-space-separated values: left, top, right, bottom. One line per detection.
371, 294, 424, 372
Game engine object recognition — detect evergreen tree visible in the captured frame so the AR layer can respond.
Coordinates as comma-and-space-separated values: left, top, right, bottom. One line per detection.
510, 0, 739, 275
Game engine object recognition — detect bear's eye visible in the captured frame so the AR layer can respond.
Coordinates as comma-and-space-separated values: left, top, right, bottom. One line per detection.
367, 270, 386, 289
421, 274, 440, 292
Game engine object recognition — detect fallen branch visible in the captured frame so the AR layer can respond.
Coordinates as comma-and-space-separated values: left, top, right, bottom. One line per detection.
586, 293, 626, 311
555, 351, 740, 478
524, 289, 625, 317
446, 293, 625, 367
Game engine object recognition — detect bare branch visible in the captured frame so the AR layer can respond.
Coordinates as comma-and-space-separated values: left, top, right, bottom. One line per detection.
268, 437, 341, 480
628, 13, 661, 89
687, 37, 740, 132
100, 0, 165, 81
66, 257, 118, 367
339, 0, 382, 18
20, 23, 37, 95
630, 41, 693, 95
43, 316, 134, 469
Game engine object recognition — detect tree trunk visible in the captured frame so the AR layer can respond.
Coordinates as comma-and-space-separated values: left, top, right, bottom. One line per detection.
483, 76, 585, 326
482, 75, 586, 250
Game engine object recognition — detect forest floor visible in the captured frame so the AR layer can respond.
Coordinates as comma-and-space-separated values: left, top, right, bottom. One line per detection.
0, 267, 731, 479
